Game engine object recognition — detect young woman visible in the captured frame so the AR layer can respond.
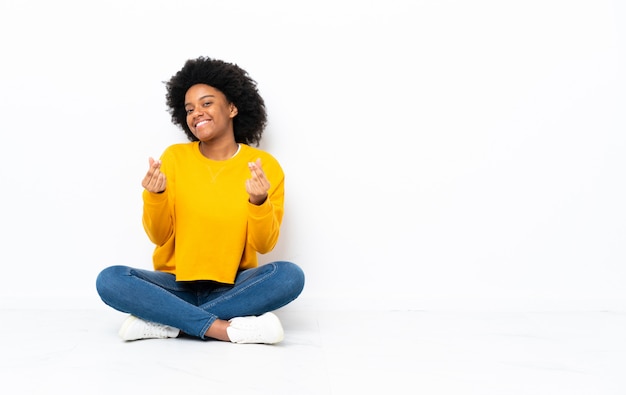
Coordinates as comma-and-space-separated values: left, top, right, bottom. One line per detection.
96, 56, 305, 344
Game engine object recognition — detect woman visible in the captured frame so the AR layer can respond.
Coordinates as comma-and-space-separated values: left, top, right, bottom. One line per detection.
96, 56, 305, 344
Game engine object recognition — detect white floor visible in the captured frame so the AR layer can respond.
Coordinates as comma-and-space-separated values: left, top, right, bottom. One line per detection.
2, 304, 626, 394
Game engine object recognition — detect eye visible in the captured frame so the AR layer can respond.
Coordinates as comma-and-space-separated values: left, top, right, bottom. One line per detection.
185, 108, 193, 114
203, 101, 212, 107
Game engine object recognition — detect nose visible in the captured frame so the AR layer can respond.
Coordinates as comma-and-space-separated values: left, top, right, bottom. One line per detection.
190, 107, 203, 118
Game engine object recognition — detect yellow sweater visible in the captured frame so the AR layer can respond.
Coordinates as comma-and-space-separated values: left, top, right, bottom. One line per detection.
142, 142, 284, 283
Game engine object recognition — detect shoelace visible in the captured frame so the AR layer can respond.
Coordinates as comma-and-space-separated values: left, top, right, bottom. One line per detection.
141, 322, 172, 337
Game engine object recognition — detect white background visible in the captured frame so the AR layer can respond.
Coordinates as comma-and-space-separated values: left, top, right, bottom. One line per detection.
0, 0, 624, 311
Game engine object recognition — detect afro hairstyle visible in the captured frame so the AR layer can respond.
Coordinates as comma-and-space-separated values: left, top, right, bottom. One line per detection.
165, 56, 267, 146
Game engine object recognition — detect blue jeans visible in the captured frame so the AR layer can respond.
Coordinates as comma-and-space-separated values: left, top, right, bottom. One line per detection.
95, 261, 305, 339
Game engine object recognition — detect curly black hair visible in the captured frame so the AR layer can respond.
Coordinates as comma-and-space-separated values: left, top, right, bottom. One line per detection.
165, 57, 267, 146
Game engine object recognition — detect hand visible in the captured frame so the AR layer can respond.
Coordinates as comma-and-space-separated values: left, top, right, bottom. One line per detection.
142, 157, 167, 193
246, 158, 270, 205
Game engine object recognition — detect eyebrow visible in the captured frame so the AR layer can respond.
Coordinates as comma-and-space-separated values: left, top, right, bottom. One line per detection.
185, 94, 215, 107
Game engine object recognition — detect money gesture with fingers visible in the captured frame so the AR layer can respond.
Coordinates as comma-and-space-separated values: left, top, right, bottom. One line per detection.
142, 157, 167, 193
246, 158, 270, 205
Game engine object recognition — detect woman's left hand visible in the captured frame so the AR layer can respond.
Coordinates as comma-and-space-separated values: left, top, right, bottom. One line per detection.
246, 158, 270, 205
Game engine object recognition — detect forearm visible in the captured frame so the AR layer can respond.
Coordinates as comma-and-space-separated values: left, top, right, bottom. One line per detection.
247, 199, 282, 253
142, 189, 173, 245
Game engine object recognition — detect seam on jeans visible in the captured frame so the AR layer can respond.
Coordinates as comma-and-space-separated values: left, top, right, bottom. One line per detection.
202, 262, 278, 310
129, 268, 217, 338
199, 316, 217, 340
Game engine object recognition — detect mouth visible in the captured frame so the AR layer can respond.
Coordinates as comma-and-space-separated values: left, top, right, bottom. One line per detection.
195, 119, 210, 128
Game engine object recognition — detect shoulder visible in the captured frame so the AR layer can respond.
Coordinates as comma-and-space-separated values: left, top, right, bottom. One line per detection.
240, 145, 280, 165
161, 142, 196, 160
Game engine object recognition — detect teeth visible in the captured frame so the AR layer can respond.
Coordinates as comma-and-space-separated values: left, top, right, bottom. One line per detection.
196, 120, 209, 127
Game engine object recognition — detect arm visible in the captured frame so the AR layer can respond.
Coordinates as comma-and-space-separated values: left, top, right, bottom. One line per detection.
246, 158, 284, 253
141, 157, 174, 246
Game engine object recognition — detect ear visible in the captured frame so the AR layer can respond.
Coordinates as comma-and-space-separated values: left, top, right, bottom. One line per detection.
230, 104, 238, 118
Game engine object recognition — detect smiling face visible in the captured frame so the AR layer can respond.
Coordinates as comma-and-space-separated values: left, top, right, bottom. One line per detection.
184, 84, 238, 144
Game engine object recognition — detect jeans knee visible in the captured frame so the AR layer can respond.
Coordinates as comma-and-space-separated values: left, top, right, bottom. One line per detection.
95, 265, 128, 301
274, 261, 305, 298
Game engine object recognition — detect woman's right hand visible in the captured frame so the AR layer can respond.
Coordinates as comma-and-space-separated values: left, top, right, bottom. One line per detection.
142, 157, 167, 193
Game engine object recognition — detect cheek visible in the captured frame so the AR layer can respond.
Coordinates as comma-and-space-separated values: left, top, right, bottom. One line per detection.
186, 116, 195, 130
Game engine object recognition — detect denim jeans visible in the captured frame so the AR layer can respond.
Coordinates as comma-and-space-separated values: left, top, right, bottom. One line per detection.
95, 261, 305, 339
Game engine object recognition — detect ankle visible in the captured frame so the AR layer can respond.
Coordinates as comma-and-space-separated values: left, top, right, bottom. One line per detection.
204, 319, 231, 341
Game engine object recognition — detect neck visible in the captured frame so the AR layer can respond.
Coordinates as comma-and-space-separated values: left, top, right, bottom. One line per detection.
199, 141, 240, 160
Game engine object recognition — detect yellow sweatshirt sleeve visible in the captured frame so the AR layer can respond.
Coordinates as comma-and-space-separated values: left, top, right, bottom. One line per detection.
142, 189, 173, 246
246, 172, 284, 254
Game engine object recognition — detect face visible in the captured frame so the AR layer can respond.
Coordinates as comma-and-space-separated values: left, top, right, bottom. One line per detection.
184, 84, 238, 143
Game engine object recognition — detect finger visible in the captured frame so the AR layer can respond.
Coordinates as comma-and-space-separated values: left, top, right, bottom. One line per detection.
144, 158, 160, 178
248, 158, 263, 174
248, 160, 268, 183
155, 172, 166, 191
247, 161, 258, 177
150, 157, 162, 171
145, 172, 166, 193
247, 171, 268, 191
142, 157, 165, 191
246, 175, 266, 192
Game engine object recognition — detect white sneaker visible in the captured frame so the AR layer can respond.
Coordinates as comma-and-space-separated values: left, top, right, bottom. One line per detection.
118, 315, 180, 341
227, 312, 284, 344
